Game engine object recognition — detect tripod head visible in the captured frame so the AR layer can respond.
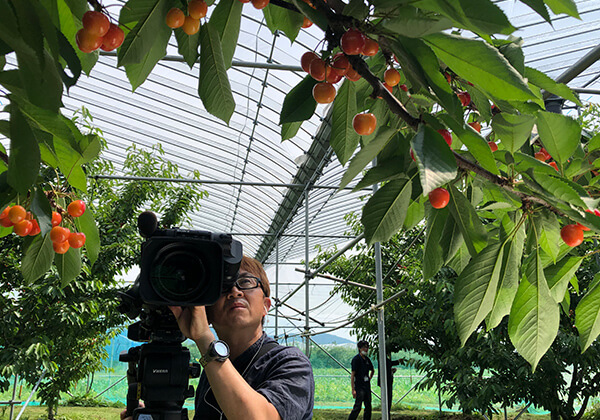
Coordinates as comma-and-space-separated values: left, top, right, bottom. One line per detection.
118, 305, 201, 420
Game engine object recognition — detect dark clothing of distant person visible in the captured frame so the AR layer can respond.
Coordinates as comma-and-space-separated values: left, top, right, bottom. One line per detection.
378, 357, 400, 416
348, 353, 374, 420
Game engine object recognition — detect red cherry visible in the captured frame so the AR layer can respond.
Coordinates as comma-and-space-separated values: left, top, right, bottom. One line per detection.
251, 0, 270, 9
549, 162, 559, 171
561, 224, 584, 247
13, 220, 32, 237
468, 121, 481, 133
166, 8, 185, 28
8, 205, 26, 224
345, 67, 361, 82
312, 82, 336, 104
188, 0, 208, 19
340, 29, 366, 56
429, 188, 450, 209
53, 241, 70, 255
29, 220, 41, 236
362, 38, 379, 56
68, 232, 87, 249
301, 51, 319, 73
353, 113, 377, 136
52, 211, 62, 227
82, 11, 110, 37
331, 53, 350, 76
67, 200, 86, 218
76, 28, 103, 53
50, 226, 70, 244
399, 84, 408, 92
100, 24, 124, 51
457, 91, 471, 107
384, 68, 401, 87
488, 142, 498, 152
302, 17, 313, 28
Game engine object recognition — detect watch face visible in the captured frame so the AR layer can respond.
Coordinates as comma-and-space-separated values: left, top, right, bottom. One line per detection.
214, 341, 229, 357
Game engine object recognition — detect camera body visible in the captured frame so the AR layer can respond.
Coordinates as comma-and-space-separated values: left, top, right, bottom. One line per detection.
137, 213, 242, 307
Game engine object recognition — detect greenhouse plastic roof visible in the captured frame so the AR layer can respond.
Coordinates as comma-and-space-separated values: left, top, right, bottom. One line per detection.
6, 0, 600, 267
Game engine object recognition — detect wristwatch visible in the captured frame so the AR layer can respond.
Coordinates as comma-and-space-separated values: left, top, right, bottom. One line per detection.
200, 340, 230, 367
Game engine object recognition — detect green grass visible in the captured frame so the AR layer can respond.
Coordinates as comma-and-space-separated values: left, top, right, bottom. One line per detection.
0, 405, 553, 420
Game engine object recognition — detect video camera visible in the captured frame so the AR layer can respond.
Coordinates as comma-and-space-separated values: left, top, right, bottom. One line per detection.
118, 211, 243, 420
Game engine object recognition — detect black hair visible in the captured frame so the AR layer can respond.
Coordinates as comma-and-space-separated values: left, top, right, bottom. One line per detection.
357, 340, 369, 349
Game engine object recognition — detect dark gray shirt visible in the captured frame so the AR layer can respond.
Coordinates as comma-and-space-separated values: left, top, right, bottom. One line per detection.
194, 333, 314, 419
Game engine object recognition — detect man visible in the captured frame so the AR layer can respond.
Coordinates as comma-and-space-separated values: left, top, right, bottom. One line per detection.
378, 353, 400, 418
348, 340, 374, 420
122, 256, 314, 420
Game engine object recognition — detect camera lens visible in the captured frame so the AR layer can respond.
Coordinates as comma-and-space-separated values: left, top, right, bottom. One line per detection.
151, 244, 207, 301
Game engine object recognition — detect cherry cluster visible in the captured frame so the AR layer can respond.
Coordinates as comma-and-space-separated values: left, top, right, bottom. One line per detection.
166, 0, 208, 35
76, 11, 124, 53
0, 200, 87, 254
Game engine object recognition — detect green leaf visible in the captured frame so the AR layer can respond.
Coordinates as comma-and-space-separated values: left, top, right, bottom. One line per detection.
439, 114, 498, 175
198, 22, 235, 124
117, 0, 171, 67
576, 280, 600, 352
21, 233, 54, 283
411, 125, 457, 195
531, 209, 561, 263
353, 163, 405, 191
403, 200, 425, 230
31, 187, 53, 236
525, 66, 580, 106
281, 121, 302, 141
125, 23, 171, 90
12, 95, 76, 145
531, 173, 588, 209
263, 2, 303, 43
487, 220, 524, 329
209, 0, 242, 69
343, 0, 370, 20
536, 111, 581, 165
423, 205, 449, 279
454, 241, 504, 345
514, 152, 562, 176
397, 36, 462, 120
545, 256, 582, 303
55, 246, 81, 287
290, 0, 327, 31
174, 26, 200, 68
508, 251, 560, 370
54, 137, 87, 192
545, 0, 580, 18
382, 7, 452, 38
330, 80, 359, 166
280, 75, 317, 124
362, 178, 412, 244
423, 32, 536, 103
447, 184, 488, 256
340, 127, 397, 189
75, 206, 100, 265
491, 113, 536, 155
8, 105, 40, 194
415, 0, 515, 35
520, 0, 551, 23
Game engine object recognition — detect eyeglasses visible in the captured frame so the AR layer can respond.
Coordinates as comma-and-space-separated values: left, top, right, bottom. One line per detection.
222, 274, 264, 294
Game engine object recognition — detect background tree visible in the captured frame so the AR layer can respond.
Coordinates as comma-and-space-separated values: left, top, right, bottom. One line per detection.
311, 213, 600, 419
0, 110, 207, 419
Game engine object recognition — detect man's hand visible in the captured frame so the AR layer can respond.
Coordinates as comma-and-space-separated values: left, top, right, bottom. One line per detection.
169, 306, 214, 351
352, 389, 356, 399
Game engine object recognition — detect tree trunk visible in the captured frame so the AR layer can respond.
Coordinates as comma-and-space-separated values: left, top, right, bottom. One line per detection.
47, 403, 55, 420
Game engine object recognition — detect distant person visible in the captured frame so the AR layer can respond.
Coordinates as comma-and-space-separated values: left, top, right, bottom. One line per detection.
348, 340, 374, 420
378, 353, 400, 417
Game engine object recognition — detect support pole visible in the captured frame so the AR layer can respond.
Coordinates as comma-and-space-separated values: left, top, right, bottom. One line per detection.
373, 173, 388, 420
9, 375, 18, 420
304, 189, 310, 356
15, 370, 46, 420
275, 241, 280, 340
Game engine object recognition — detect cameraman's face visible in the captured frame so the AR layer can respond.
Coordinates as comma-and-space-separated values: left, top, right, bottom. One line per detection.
207, 270, 271, 331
